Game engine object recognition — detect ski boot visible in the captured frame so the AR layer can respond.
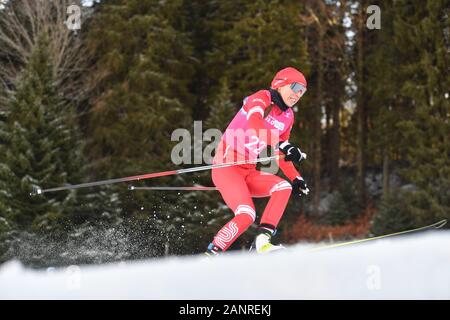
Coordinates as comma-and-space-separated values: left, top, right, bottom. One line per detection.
204, 243, 222, 258
250, 227, 285, 254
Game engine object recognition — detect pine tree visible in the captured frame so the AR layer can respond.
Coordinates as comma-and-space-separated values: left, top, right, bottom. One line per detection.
85, 0, 196, 207
206, 0, 309, 104
205, 78, 236, 131
0, 34, 96, 230
393, 0, 449, 225
370, 0, 449, 233
86, 0, 195, 173
365, 0, 403, 197
84, 0, 207, 255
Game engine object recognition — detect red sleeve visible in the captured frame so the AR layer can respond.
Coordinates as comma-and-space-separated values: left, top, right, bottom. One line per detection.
277, 120, 301, 182
276, 150, 302, 182
243, 90, 271, 115
244, 90, 276, 145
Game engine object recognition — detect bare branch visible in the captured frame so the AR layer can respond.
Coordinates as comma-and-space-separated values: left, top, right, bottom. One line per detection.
0, 0, 91, 106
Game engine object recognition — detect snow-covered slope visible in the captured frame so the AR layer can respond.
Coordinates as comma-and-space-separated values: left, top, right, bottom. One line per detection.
1, 231, 449, 299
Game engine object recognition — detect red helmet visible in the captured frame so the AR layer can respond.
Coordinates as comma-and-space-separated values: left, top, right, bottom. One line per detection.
271, 67, 307, 89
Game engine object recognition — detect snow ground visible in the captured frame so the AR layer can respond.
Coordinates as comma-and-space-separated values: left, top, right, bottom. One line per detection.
0, 231, 449, 299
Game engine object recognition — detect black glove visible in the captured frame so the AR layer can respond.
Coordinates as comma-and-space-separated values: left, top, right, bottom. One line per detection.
278, 141, 307, 163
292, 177, 309, 197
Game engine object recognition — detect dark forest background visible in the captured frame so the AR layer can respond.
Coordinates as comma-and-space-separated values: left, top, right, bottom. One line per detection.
0, 0, 448, 267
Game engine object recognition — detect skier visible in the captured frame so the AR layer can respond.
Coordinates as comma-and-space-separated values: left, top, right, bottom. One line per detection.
205, 67, 309, 256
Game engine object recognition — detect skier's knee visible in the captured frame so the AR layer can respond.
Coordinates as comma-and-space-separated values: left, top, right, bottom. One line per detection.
234, 204, 256, 223
269, 180, 292, 195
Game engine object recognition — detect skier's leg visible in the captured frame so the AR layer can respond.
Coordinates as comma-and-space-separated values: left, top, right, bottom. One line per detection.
246, 170, 292, 253
247, 170, 292, 230
209, 165, 256, 252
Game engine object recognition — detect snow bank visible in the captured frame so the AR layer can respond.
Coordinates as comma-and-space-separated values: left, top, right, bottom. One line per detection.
1, 231, 449, 299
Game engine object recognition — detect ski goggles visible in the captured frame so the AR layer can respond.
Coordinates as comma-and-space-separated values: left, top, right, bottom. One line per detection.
290, 82, 307, 96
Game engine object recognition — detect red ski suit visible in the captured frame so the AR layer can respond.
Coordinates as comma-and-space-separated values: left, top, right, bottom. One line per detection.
211, 89, 302, 251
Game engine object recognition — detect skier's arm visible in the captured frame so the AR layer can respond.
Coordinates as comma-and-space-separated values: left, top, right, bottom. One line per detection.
244, 91, 275, 143
276, 126, 309, 196
276, 149, 302, 182
277, 145, 310, 196
276, 125, 302, 182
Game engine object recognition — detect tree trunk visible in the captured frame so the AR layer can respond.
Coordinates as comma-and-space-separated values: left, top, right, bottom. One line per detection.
313, 23, 324, 216
356, 2, 367, 206
330, 94, 340, 191
382, 150, 389, 198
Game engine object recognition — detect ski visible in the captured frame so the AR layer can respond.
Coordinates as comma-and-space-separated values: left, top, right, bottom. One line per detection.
305, 219, 447, 253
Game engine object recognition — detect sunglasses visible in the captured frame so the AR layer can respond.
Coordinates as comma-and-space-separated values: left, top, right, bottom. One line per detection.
290, 82, 307, 96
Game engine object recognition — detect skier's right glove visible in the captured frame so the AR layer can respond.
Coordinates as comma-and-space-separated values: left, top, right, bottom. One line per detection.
292, 177, 309, 197
278, 141, 307, 163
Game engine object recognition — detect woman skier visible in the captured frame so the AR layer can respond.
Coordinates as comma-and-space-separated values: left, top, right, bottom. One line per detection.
206, 67, 309, 255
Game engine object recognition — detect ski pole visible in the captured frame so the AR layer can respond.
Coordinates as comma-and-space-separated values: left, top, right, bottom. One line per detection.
31, 154, 283, 195
128, 185, 217, 191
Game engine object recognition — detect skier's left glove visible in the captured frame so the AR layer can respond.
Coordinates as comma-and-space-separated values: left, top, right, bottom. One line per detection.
292, 177, 309, 197
278, 141, 307, 163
